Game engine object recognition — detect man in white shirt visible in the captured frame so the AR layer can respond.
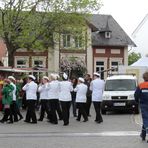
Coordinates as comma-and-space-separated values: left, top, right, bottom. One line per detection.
22, 75, 38, 124
90, 72, 104, 123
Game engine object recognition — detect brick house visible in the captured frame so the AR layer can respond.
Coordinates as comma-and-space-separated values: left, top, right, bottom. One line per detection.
13, 14, 135, 79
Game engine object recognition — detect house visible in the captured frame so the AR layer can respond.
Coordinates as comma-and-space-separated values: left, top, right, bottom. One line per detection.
90, 15, 136, 79
13, 14, 135, 79
131, 13, 148, 57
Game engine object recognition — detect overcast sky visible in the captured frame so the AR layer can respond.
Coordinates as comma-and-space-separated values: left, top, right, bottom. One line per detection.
99, 0, 148, 36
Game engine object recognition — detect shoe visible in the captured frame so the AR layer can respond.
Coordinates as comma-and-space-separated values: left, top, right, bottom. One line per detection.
19, 116, 23, 121
30, 121, 37, 124
63, 122, 69, 126
83, 119, 88, 122
0, 120, 5, 123
76, 118, 80, 121
95, 120, 103, 124
140, 133, 146, 141
7, 121, 13, 124
24, 120, 30, 123
38, 118, 43, 121
50, 121, 58, 124
14, 119, 19, 122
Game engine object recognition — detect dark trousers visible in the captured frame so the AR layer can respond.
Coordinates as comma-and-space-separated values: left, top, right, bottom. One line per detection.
93, 102, 103, 122
1, 108, 13, 122
11, 101, 18, 121
39, 100, 50, 120
60, 101, 71, 125
141, 125, 146, 139
85, 95, 92, 116
25, 100, 37, 123
71, 97, 77, 116
77, 103, 88, 121
49, 99, 60, 124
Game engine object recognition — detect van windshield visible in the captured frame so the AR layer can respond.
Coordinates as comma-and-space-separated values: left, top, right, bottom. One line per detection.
105, 79, 136, 91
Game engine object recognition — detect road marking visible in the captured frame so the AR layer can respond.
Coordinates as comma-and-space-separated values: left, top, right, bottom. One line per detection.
0, 131, 141, 138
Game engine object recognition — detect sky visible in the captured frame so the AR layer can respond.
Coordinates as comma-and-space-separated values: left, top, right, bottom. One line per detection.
99, 0, 148, 36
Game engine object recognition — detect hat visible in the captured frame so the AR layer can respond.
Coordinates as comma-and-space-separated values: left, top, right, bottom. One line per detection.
78, 77, 84, 83
63, 73, 68, 80
93, 72, 100, 77
43, 76, 49, 81
8, 76, 16, 81
50, 73, 57, 80
28, 75, 36, 80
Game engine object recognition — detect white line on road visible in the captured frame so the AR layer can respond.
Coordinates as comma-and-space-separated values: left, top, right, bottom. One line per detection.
0, 131, 141, 138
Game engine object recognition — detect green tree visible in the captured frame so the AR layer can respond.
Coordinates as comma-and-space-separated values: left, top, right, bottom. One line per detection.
0, 0, 102, 66
128, 52, 141, 65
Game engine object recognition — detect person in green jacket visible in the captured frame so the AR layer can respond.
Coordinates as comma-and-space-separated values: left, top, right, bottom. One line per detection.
0, 79, 14, 123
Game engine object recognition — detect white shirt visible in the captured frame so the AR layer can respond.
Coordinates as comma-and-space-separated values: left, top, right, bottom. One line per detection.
22, 81, 38, 100
90, 78, 105, 102
74, 83, 87, 103
38, 83, 49, 100
59, 81, 73, 101
10, 82, 16, 101
48, 80, 59, 99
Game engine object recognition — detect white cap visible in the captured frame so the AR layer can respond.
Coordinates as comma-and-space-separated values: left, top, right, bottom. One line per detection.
8, 76, 16, 81
78, 77, 84, 83
93, 72, 100, 77
50, 73, 57, 80
43, 76, 49, 81
28, 75, 36, 80
63, 73, 68, 80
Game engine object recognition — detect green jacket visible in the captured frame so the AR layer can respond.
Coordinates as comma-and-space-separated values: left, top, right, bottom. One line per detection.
2, 84, 14, 105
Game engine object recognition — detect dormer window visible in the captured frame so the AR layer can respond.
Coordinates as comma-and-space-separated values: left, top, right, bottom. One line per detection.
105, 31, 111, 39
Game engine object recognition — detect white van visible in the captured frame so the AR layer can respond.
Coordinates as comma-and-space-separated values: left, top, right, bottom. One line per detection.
101, 74, 139, 114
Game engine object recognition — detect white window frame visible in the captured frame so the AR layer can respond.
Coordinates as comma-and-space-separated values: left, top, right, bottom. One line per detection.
32, 56, 46, 67
15, 56, 29, 68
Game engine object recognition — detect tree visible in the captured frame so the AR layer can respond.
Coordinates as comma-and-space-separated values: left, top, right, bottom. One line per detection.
0, 0, 102, 66
128, 52, 141, 65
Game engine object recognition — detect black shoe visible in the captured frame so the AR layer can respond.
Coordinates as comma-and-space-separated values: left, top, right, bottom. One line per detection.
24, 120, 30, 123
14, 119, 19, 122
50, 121, 58, 124
63, 122, 69, 126
0, 120, 5, 123
95, 120, 103, 124
30, 121, 37, 124
83, 119, 88, 122
140, 133, 146, 141
19, 116, 23, 121
76, 118, 80, 121
7, 121, 13, 124
38, 118, 43, 121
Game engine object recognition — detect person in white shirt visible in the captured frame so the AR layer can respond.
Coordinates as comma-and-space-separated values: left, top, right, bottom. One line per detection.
22, 75, 38, 124
90, 72, 105, 123
59, 73, 73, 126
48, 74, 61, 124
38, 76, 50, 121
74, 77, 88, 122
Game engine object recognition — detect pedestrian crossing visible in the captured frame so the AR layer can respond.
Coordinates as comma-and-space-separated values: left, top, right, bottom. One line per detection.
0, 131, 141, 138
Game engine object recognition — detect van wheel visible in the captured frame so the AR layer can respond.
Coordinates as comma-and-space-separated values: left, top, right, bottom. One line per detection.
101, 109, 106, 115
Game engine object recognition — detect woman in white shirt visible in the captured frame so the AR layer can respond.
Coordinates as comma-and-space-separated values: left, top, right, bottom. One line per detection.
74, 77, 88, 122
38, 76, 50, 121
22, 75, 38, 124
90, 72, 105, 124
59, 73, 73, 126
48, 74, 60, 124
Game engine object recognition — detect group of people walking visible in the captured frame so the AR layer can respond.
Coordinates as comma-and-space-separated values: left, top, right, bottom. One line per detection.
0, 72, 105, 126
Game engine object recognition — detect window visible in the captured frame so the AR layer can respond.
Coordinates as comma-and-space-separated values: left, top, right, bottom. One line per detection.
105, 32, 111, 39
111, 61, 118, 71
63, 34, 71, 48
34, 60, 43, 67
74, 35, 82, 48
16, 60, 27, 68
95, 61, 104, 79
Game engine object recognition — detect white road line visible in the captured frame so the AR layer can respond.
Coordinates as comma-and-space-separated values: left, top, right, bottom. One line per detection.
0, 131, 141, 138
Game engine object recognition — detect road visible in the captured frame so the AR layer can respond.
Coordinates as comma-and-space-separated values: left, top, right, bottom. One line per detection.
0, 109, 147, 148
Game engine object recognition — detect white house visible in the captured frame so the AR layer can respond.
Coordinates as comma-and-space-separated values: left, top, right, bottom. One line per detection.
131, 13, 148, 57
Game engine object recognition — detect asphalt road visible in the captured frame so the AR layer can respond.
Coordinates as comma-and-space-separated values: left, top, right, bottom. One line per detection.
0, 109, 147, 148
